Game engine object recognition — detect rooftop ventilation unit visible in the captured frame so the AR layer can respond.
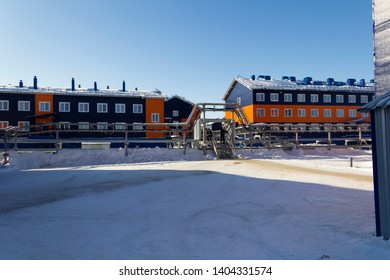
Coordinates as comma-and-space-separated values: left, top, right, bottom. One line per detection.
94, 82, 98, 91
289, 76, 296, 82
264, 75, 271, 80
282, 76, 289, 80
303, 77, 312, 85
122, 81, 126, 92
346, 78, 356, 86
19, 80, 23, 88
313, 80, 324, 85
71, 78, 75, 91
251, 75, 256, 80
359, 79, 366, 86
326, 78, 334, 86
258, 75, 265, 80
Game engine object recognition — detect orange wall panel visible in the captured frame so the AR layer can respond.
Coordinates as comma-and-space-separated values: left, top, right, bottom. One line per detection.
145, 98, 165, 138
34, 94, 54, 125
252, 104, 367, 123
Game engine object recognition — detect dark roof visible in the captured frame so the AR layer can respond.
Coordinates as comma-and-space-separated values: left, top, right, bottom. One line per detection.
360, 92, 390, 111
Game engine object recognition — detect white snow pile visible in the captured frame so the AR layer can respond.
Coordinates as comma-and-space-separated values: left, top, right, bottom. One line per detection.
1, 147, 389, 260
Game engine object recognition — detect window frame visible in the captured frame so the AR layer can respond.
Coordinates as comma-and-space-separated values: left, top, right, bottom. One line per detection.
133, 104, 143, 114
97, 103, 108, 113
39, 101, 51, 112
18, 101, 30, 111
115, 103, 126, 114
78, 102, 89, 113
0, 100, 9, 111
59, 102, 70, 112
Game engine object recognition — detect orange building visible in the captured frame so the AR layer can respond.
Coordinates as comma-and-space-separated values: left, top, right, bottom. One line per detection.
223, 75, 375, 126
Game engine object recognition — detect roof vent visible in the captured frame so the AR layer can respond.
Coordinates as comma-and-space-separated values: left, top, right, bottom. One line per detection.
33, 76, 38, 90
122, 81, 126, 92
359, 79, 366, 86
303, 77, 312, 85
251, 75, 256, 80
326, 78, 334, 86
71, 78, 75, 91
19, 80, 23, 88
282, 76, 289, 80
94, 82, 98, 91
346, 78, 356, 86
264, 75, 271, 80
289, 76, 296, 82
258, 75, 265, 80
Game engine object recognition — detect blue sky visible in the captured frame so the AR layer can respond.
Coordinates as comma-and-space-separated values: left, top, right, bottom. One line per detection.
0, 0, 374, 103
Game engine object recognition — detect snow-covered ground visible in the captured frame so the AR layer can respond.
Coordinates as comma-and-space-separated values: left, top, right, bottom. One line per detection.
1, 147, 389, 260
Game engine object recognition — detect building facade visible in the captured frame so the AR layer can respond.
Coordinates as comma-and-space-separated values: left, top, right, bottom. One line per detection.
0, 77, 191, 139
223, 75, 375, 126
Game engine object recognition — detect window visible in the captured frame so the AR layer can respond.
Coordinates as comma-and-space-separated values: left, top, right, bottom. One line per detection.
18, 101, 30, 111
0, 121, 9, 128
236, 97, 241, 105
270, 108, 279, 117
97, 122, 108, 130
256, 108, 265, 117
256, 92, 265, 102
361, 112, 369, 118
39, 101, 50, 112
297, 94, 305, 102
0, 100, 9, 111
361, 95, 368, 103
348, 95, 356, 103
115, 122, 126, 130
270, 93, 279, 102
133, 104, 143, 114
78, 102, 89, 113
152, 113, 160, 122
349, 109, 357, 118
324, 109, 332, 118
310, 94, 318, 103
336, 109, 344, 117
133, 123, 143, 130
336, 95, 344, 103
311, 109, 319, 117
323, 95, 331, 103
284, 94, 292, 102
284, 109, 292, 117
18, 121, 30, 132
298, 109, 306, 117
115, 103, 126, 113
78, 122, 89, 130
58, 122, 71, 130
97, 103, 108, 113
172, 110, 179, 117
59, 102, 70, 112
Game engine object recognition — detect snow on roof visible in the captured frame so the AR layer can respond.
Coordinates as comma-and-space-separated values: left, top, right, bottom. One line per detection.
165, 95, 195, 105
0, 84, 165, 98
223, 76, 375, 100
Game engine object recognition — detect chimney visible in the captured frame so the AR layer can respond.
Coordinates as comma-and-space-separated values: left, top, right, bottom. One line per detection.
71, 78, 75, 91
107, 86, 110, 89
94, 81, 97, 91
122, 81, 126, 92
33, 76, 38, 89
19, 80, 23, 88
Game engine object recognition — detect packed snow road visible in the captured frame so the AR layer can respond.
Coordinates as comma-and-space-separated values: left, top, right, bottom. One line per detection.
1, 151, 389, 260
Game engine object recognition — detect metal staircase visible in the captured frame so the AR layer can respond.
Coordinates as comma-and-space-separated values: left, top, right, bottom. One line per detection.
211, 123, 236, 159
235, 106, 249, 126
